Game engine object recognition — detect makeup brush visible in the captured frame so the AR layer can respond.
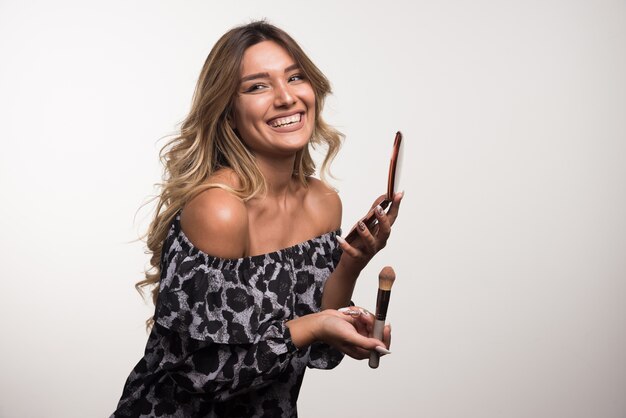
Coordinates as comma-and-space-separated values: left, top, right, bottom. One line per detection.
369, 266, 396, 369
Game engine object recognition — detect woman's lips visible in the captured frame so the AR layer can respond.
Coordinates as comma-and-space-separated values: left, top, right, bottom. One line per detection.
267, 112, 305, 132
268, 112, 302, 127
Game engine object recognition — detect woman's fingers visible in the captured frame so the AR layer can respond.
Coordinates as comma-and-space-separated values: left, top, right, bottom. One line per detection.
364, 192, 403, 244
341, 192, 403, 258
336, 308, 384, 345
355, 219, 378, 254
334, 308, 392, 359
343, 333, 390, 359
338, 307, 374, 332
336, 236, 362, 258
370, 194, 388, 209
338, 306, 381, 338
338, 306, 372, 319
383, 323, 392, 350
352, 313, 370, 337
354, 308, 375, 336
338, 307, 383, 345
386, 191, 404, 226
373, 205, 391, 243
338, 307, 366, 325
346, 332, 386, 352
343, 346, 372, 360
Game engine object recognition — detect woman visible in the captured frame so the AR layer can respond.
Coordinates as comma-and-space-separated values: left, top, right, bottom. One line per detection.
112, 21, 403, 417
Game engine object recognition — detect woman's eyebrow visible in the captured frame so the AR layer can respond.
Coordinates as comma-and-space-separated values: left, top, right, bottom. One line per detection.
240, 64, 300, 83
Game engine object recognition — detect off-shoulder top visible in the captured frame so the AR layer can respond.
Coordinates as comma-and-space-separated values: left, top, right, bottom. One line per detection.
112, 210, 345, 418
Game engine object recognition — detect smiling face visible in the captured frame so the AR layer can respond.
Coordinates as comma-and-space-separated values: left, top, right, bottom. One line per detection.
232, 41, 316, 160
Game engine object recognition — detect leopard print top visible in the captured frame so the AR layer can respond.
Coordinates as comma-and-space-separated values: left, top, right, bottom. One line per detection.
112, 211, 345, 417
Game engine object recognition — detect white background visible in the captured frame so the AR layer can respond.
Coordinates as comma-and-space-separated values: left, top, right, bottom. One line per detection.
1, 1, 625, 417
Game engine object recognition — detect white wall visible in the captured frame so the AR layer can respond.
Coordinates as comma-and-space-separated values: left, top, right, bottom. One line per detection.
1, 1, 625, 417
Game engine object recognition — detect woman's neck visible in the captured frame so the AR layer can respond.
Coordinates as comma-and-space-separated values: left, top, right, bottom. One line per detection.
255, 154, 301, 202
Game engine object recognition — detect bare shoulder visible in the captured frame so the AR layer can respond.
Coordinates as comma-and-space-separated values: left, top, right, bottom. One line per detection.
305, 177, 342, 231
180, 169, 248, 259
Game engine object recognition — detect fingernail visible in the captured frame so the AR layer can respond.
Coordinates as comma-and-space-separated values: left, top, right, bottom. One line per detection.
336, 236, 346, 245
359, 308, 371, 316
376, 205, 384, 216
375, 346, 391, 355
338, 307, 361, 316
396, 190, 404, 199
358, 221, 366, 231
387, 322, 392, 331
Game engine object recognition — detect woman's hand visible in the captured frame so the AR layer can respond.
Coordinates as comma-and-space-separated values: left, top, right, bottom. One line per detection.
337, 191, 404, 271
314, 307, 392, 360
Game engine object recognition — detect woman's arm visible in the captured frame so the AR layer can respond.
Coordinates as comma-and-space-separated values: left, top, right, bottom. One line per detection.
321, 191, 404, 310
286, 309, 391, 359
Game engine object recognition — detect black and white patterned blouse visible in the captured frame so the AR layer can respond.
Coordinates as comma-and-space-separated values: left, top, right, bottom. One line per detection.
112, 210, 345, 417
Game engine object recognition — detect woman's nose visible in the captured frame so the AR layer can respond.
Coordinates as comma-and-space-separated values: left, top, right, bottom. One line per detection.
274, 83, 296, 107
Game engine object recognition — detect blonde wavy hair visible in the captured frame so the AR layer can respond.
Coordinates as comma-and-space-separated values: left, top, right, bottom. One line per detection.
136, 21, 343, 326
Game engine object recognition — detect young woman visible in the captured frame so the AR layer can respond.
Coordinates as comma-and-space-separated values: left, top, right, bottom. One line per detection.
112, 21, 403, 417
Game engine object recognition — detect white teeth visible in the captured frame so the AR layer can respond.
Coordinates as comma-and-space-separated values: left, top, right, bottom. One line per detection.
269, 113, 301, 128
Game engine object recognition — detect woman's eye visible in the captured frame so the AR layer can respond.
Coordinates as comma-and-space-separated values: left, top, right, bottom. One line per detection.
244, 84, 266, 93
289, 74, 304, 82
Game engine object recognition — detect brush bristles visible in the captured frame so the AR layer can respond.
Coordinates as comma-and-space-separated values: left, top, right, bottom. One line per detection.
378, 266, 396, 291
